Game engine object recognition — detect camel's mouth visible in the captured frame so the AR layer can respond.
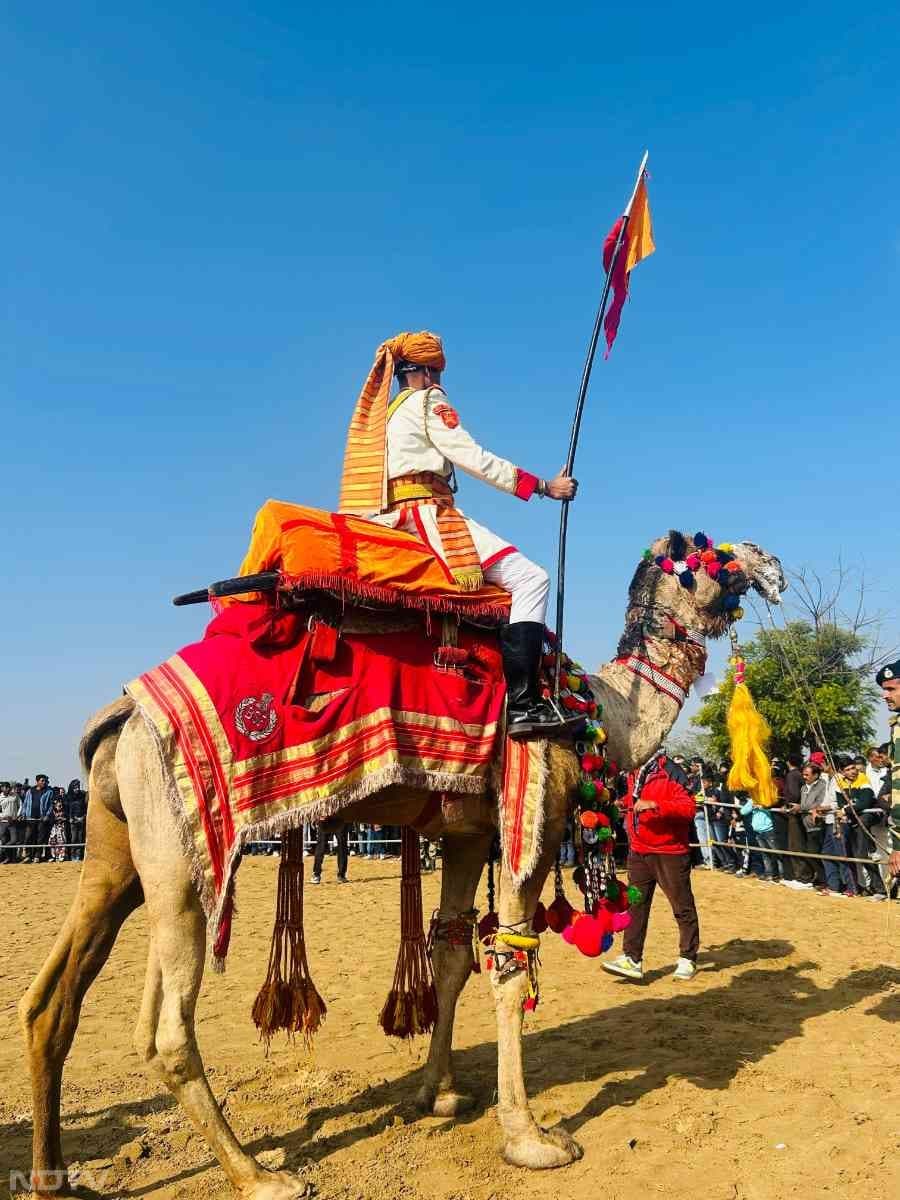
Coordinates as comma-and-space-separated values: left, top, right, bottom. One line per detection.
730, 542, 787, 605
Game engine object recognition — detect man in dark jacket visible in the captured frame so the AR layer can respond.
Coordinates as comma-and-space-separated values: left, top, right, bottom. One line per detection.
602, 754, 700, 982
21, 775, 54, 863
64, 780, 88, 862
782, 752, 815, 886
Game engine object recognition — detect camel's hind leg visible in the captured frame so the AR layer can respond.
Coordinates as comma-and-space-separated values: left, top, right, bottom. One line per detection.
19, 734, 143, 1196
119, 716, 305, 1200
417, 830, 493, 1116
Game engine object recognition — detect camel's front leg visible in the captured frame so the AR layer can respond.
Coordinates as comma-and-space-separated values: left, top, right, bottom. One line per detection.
417, 830, 493, 1116
491, 814, 583, 1169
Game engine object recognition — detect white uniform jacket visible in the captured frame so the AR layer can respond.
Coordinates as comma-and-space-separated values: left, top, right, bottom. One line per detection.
370, 386, 538, 568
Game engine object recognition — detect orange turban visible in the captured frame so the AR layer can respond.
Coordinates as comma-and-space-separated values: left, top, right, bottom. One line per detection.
339, 331, 446, 516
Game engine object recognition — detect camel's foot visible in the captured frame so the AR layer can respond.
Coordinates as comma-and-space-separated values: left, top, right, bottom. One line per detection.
28, 1167, 74, 1198
238, 1168, 309, 1200
502, 1124, 584, 1170
416, 1083, 476, 1117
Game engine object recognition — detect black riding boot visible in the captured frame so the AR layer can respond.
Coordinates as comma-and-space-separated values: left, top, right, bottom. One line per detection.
499, 622, 586, 740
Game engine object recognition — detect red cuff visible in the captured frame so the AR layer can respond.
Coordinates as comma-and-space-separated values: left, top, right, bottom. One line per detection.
514, 469, 539, 501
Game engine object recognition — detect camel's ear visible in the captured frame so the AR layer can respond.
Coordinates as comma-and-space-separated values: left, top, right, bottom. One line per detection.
662, 530, 689, 562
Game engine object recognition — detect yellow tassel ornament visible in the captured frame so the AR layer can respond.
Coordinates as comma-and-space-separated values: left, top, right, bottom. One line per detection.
726, 653, 777, 808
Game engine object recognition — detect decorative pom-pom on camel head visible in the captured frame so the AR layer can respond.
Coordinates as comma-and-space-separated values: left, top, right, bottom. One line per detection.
621, 530, 785, 645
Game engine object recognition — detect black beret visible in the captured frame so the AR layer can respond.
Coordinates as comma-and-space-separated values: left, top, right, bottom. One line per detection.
875, 659, 900, 685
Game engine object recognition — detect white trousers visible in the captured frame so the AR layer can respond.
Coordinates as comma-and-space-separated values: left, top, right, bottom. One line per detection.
375, 505, 550, 625
485, 550, 550, 624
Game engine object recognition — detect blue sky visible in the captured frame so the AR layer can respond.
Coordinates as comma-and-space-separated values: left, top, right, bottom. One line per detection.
2, 2, 898, 783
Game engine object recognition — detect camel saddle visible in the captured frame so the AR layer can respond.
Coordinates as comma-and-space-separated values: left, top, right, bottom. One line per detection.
174, 498, 513, 622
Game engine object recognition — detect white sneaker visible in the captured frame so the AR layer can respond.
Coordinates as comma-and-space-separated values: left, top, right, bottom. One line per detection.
793, 881, 814, 889
601, 954, 643, 981
673, 957, 696, 980
865, 893, 887, 901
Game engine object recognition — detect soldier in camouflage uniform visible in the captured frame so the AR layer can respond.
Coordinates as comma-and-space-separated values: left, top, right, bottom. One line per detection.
874, 659, 900, 878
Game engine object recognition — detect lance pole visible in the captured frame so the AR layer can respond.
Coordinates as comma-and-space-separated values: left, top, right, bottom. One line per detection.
553, 151, 649, 702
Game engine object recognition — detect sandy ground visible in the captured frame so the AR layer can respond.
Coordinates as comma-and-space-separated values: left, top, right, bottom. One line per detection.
1, 855, 899, 1200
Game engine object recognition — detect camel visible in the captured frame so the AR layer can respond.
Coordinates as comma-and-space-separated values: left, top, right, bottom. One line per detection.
20, 531, 785, 1198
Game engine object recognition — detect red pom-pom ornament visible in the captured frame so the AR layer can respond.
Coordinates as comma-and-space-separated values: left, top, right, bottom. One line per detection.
545, 895, 574, 933
572, 915, 605, 957
478, 911, 499, 941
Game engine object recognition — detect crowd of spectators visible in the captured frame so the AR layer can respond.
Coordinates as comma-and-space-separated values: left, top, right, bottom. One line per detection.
673, 746, 896, 900
0, 779, 408, 871
0, 776, 87, 863
4, 746, 895, 902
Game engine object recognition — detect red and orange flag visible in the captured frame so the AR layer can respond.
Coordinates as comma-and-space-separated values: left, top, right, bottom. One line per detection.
602, 173, 655, 355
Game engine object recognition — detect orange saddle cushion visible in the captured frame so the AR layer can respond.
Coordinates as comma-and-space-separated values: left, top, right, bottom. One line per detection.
231, 499, 512, 619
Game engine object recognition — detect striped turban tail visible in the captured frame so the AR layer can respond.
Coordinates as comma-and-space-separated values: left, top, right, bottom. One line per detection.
339, 331, 446, 517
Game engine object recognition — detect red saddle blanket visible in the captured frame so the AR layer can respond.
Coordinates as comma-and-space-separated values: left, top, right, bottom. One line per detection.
126, 601, 506, 961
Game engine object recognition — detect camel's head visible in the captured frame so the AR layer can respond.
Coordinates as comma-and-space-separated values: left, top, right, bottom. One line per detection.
627, 531, 787, 639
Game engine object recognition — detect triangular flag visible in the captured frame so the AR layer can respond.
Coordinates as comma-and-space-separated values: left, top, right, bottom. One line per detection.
603, 175, 655, 355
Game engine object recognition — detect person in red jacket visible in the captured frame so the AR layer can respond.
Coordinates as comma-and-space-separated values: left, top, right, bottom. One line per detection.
602, 753, 701, 982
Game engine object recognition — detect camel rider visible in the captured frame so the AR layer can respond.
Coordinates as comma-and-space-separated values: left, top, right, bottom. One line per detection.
339, 330, 581, 740
874, 659, 900, 878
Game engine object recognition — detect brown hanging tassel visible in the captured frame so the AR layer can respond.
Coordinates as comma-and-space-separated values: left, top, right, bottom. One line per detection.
252, 827, 326, 1047
378, 827, 438, 1039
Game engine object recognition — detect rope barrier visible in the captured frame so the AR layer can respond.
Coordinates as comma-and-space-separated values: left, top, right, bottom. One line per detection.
689, 839, 891, 867
5, 839, 888, 870
2, 837, 411, 853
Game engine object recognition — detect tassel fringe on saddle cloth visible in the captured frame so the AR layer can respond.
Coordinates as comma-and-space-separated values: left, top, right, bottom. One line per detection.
126, 599, 550, 966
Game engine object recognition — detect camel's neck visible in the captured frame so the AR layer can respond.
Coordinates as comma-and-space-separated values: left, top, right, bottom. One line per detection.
587, 634, 707, 773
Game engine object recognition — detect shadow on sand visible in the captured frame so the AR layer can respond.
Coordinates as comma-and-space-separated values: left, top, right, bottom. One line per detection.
5, 938, 897, 1197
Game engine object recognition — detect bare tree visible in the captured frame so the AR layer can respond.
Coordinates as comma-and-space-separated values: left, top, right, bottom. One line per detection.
750, 561, 897, 674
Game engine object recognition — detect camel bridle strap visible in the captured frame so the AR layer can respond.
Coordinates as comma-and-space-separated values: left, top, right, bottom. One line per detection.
625, 603, 708, 650
616, 654, 689, 708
